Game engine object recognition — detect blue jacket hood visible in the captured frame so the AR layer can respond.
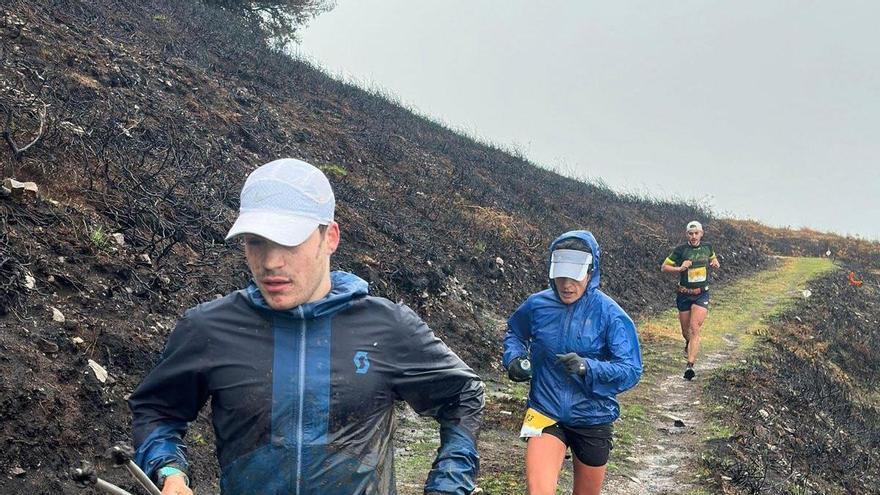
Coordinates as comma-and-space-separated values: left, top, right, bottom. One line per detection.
549, 230, 601, 300
246, 271, 369, 319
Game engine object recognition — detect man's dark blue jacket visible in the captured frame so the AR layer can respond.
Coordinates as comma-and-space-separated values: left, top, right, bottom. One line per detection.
129, 272, 483, 494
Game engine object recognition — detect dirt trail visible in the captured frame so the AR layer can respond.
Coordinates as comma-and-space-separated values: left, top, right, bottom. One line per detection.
596, 258, 831, 495
602, 334, 738, 495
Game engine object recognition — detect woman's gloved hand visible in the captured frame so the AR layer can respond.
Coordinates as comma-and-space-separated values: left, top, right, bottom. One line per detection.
507, 356, 532, 382
555, 353, 588, 376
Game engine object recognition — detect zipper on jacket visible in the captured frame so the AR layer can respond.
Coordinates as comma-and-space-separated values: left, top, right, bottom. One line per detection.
295, 306, 306, 495
561, 304, 575, 423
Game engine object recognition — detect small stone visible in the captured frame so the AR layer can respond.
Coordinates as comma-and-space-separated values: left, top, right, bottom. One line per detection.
111, 233, 125, 246
88, 359, 108, 383
71, 336, 85, 345
3, 178, 38, 200
24, 274, 36, 289
10, 467, 25, 477
139, 253, 152, 265
50, 307, 65, 323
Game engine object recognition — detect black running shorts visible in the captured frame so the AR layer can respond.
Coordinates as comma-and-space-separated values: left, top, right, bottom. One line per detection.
676, 290, 710, 312
541, 422, 614, 467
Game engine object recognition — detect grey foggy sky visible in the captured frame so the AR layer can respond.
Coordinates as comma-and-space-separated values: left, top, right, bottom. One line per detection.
296, 1, 880, 240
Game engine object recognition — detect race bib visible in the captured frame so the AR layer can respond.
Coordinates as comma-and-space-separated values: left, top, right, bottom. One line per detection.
687, 266, 707, 283
519, 407, 558, 438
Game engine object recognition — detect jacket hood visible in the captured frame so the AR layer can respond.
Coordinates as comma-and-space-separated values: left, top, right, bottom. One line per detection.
548, 230, 601, 300
246, 271, 369, 319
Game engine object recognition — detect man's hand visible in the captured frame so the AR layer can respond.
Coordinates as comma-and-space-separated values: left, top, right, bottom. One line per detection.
161, 474, 192, 495
507, 356, 532, 382
680, 260, 693, 271
710, 258, 720, 269
555, 353, 587, 376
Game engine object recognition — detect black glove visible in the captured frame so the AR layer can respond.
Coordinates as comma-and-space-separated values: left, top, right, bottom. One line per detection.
507, 356, 532, 382
555, 353, 588, 376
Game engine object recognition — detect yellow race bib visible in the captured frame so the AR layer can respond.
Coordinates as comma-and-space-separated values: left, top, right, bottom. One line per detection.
519, 407, 558, 438
687, 266, 707, 283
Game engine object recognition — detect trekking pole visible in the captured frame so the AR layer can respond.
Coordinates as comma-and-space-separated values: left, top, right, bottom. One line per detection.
106, 444, 162, 495
71, 462, 136, 495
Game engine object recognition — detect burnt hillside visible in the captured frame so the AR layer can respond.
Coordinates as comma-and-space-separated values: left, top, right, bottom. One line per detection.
1, 0, 877, 493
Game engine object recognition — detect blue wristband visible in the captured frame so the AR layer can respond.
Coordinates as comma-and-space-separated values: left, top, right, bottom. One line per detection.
157, 465, 189, 488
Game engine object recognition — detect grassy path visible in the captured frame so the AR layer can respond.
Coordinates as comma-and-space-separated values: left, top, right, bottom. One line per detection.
602, 256, 835, 495
395, 256, 835, 494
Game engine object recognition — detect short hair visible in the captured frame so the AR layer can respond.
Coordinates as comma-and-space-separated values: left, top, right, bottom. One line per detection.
554, 237, 590, 252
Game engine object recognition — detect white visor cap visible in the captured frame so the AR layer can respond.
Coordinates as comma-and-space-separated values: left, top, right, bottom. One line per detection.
549, 249, 593, 281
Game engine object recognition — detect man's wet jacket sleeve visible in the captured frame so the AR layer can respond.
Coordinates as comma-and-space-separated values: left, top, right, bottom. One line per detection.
390, 306, 484, 495
581, 312, 642, 398
129, 314, 209, 480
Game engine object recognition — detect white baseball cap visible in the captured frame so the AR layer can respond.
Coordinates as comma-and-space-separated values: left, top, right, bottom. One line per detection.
225, 158, 335, 246
686, 220, 703, 232
549, 249, 593, 281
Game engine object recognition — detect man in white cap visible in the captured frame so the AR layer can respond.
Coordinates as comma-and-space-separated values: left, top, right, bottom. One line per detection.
661, 220, 720, 380
129, 158, 484, 495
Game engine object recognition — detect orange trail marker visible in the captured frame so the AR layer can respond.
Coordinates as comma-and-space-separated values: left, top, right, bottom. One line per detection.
848, 271, 863, 287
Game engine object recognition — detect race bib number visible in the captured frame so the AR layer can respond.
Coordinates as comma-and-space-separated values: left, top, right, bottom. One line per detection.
687, 266, 707, 283
519, 407, 558, 438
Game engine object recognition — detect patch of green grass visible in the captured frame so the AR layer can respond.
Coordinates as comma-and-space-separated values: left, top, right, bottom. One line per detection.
702, 421, 734, 442
189, 431, 209, 446
88, 225, 112, 250
477, 472, 526, 495
319, 163, 348, 177
395, 436, 440, 494
609, 402, 651, 473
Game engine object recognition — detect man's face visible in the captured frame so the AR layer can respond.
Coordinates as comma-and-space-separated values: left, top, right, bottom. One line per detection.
554, 274, 589, 305
243, 223, 340, 310
687, 228, 703, 246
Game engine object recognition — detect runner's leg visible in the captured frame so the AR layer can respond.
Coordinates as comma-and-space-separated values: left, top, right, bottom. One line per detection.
571, 456, 607, 495
526, 434, 567, 495
686, 304, 709, 364
678, 310, 691, 355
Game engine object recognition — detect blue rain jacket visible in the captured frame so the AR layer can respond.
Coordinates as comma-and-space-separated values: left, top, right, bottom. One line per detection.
503, 231, 642, 426
130, 271, 483, 494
